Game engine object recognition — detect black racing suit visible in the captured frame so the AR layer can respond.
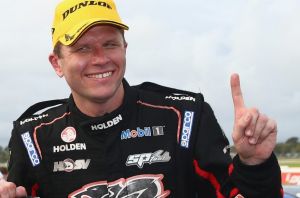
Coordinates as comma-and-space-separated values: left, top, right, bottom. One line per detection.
8, 80, 282, 198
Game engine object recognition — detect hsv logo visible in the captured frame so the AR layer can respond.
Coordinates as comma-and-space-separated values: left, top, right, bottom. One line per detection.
21, 132, 40, 167
91, 114, 122, 131
53, 158, 90, 172
180, 111, 194, 148
126, 150, 171, 169
69, 174, 170, 198
61, 127, 76, 143
121, 126, 164, 140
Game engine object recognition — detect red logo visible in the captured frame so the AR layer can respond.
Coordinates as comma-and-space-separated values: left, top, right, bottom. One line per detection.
61, 127, 76, 143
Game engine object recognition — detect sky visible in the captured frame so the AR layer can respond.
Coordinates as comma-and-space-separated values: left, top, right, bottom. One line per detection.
0, 0, 299, 147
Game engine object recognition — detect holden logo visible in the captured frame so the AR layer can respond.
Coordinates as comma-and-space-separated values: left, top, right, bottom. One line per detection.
61, 127, 77, 143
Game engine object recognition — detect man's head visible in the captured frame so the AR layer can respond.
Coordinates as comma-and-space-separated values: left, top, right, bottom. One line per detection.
51, 0, 128, 48
49, 0, 129, 116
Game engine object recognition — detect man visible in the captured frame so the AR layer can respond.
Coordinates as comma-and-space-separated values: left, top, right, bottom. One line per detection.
0, 0, 282, 197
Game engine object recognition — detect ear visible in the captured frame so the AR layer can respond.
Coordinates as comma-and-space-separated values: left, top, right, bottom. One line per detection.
49, 53, 64, 77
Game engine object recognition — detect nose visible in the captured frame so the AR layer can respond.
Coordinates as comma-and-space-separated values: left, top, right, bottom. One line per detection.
91, 47, 110, 65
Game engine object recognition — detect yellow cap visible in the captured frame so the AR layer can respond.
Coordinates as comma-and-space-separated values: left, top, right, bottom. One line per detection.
51, 0, 129, 47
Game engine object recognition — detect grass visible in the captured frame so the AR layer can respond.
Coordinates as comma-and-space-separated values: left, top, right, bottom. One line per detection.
279, 158, 300, 168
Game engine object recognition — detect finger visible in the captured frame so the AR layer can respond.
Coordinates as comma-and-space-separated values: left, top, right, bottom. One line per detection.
248, 113, 267, 144
232, 112, 252, 143
230, 73, 245, 112
256, 118, 277, 144
16, 186, 27, 197
245, 108, 259, 137
0, 181, 16, 198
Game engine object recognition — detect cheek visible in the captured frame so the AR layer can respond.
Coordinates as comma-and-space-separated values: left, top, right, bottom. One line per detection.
63, 58, 88, 76
112, 51, 126, 67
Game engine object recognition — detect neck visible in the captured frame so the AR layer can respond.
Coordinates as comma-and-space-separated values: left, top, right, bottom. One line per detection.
72, 84, 125, 117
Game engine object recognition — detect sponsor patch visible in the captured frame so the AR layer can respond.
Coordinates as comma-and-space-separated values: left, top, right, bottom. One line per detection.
53, 158, 90, 172
69, 174, 170, 198
21, 132, 40, 167
61, 127, 77, 143
121, 126, 164, 140
53, 143, 86, 153
91, 114, 122, 131
126, 150, 171, 169
20, 114, 48, 125
180, 111, 194, 148
165, 95, 196, 102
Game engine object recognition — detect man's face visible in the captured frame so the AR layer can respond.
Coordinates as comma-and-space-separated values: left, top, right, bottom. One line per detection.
51, 25, 127, 106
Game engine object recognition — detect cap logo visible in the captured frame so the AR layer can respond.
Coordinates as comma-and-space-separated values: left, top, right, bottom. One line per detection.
63, 1, 112, 20
65, 34, 75, 42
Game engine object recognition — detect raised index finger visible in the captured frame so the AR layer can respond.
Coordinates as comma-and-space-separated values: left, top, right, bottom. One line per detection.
230, 73, 245, 111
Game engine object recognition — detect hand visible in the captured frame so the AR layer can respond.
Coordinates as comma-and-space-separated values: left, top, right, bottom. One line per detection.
0, 179, 27, 198
230, 73, 277, 165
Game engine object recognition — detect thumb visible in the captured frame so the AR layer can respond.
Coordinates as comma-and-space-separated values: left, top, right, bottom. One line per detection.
16, 186, 27, 197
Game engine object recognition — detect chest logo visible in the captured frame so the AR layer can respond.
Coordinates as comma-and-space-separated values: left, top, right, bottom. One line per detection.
91, 114, 123, 131
61, 127, 77, 143
126, 150, 171, 169
53, 158, 90, 172
69, 174, 170, 198
121, 126, 165, 140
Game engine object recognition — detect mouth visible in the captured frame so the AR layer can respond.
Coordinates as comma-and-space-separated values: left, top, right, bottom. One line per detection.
86, 71, 113, 79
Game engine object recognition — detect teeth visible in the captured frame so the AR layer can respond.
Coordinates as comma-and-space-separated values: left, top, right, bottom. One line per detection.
88, 72, 112, 79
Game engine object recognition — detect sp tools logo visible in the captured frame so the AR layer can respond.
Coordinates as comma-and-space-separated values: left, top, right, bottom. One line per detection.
126, 150, 171, 169
180, 111, 194, 148
69, 174, 170, 198
21, 132, 40, 167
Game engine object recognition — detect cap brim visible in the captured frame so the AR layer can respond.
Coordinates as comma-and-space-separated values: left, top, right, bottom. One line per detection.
58, 19, 129, 46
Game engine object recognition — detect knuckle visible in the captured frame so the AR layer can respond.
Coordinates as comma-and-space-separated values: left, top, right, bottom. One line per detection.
249, 107, 259, 115
7, 182, 16, 189
266, 121, 276, 131
259, 113, 269, 123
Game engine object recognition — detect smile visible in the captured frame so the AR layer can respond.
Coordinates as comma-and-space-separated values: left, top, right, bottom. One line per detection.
87, 71, 112, 79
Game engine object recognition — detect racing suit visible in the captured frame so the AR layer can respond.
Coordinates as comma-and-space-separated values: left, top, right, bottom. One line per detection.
7, 80, 282, 198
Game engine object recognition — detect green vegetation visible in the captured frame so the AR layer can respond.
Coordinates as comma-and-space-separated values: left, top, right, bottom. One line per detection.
275, 137, 300, 158
278, 158, 300, 167
0, 146, 9, 164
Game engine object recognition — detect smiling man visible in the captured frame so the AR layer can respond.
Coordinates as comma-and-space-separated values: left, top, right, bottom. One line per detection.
0, 0, 282, 197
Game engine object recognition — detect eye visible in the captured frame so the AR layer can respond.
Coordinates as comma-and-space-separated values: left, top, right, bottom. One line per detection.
103, 41, 120, 49
73, 45, 91, 53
